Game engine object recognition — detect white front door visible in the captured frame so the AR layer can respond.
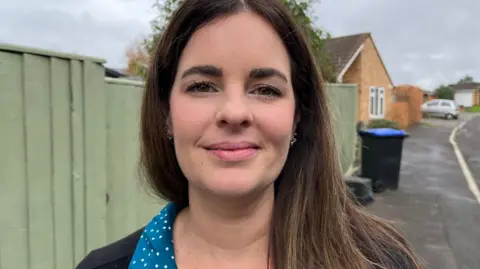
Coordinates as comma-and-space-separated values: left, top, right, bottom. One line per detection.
369, 86, 385, 119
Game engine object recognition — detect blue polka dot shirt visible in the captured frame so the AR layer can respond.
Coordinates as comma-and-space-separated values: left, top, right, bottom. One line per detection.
129, 203, 178, 269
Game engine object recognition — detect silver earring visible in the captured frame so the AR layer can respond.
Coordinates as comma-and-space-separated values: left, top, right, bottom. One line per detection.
290, 133, 297, 147
164, 127, 173, 141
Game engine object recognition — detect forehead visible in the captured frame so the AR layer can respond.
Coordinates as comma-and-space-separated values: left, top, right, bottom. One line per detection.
177, 11, 291, 76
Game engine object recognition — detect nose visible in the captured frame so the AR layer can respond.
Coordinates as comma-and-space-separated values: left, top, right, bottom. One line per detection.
215, 88, 253, 130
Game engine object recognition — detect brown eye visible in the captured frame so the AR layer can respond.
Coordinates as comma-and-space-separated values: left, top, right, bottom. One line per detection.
251, 86, 281, 97
186, 82, 217, 93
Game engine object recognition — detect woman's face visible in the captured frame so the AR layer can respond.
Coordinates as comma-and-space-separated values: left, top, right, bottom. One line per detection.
169, 11, 296, 198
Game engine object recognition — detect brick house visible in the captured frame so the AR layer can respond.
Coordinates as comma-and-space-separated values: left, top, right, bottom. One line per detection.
324, 33, 394, 124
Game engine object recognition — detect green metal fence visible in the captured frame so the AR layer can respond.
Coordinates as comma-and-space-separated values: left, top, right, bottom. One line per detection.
104, 78, 165, 245
326, 83, 358, 173
0, 44, 357, 269
0, 44, 109, 269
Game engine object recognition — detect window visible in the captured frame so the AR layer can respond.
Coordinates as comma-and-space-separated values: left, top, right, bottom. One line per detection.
369, 87, 385, 118
441, 101, 452, 107
427, 101, 439, 107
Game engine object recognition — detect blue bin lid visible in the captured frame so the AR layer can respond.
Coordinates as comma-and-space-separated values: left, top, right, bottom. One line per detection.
359, 128, 408, 137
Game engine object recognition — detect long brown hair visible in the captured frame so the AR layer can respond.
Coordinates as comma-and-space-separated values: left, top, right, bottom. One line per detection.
140, 0, 422, 268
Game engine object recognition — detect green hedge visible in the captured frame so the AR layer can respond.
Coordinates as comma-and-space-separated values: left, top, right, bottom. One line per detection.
367, 119, 400, 130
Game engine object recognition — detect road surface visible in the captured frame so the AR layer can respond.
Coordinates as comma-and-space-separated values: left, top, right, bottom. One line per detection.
366, 118, 480, 269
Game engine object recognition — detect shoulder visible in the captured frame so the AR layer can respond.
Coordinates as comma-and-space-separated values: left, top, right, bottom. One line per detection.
75, 227, 144, 269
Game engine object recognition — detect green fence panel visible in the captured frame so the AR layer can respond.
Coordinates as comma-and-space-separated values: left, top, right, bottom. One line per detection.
70, 59, 86, 265
326, 83, 358, 173
104, 78, 165, 244
23, 53, 55, 269
0, 50, 29, 269
0, 44, 106, 269
50, 57, 75, 269
84, 60, 108, 253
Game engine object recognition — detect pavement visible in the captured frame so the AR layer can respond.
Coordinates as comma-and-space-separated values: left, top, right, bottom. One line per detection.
364, 114, 480, 269
457, 115, 480, 185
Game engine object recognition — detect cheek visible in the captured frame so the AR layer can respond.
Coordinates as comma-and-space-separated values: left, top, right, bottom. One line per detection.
254, 102, 295, 146
169, 93, 210, 139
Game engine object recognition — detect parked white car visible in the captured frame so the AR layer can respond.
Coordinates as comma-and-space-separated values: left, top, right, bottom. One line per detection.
421, 99, 459, 120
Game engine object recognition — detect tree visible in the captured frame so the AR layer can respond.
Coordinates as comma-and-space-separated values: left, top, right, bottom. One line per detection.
280, 0, 336, 82
135, 0, 335, 82
434, 85, 454, 100
125, 39, 150, 77
143, 0, 182, 54
457, 75, 474, 84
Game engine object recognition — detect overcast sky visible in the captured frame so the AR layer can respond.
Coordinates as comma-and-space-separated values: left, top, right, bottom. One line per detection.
0, 0, 478, 91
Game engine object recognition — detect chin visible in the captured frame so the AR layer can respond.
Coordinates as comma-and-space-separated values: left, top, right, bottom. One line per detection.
196, 170, 273, 198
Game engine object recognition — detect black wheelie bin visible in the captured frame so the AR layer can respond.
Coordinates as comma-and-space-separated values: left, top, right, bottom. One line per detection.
358, 128, 409, 192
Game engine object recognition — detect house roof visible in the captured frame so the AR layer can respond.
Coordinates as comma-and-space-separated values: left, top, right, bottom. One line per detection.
449, 82, 480, 90
324, 33, 369, 78
324, 32, 393, 85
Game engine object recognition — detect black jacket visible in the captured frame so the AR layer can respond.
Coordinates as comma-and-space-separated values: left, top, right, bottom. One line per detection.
76, 227, 144, 269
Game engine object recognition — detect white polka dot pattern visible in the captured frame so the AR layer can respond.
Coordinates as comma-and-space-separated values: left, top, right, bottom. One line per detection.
129, 203, 178, 269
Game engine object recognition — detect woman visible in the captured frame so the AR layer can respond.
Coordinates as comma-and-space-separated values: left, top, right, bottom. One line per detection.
77, 0, 422, 268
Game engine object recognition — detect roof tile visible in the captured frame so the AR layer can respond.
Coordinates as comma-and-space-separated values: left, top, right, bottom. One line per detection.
324, 33, 370, 77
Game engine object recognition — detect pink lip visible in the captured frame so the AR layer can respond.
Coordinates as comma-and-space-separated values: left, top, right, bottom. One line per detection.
203, 142, 259, 162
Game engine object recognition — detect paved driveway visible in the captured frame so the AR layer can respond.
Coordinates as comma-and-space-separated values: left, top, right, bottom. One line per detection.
420, 112, 476, 128
456, 114, 480, 185
365, 118, 480, 269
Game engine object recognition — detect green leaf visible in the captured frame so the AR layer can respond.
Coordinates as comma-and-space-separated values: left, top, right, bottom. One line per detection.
434, 85, 454, 100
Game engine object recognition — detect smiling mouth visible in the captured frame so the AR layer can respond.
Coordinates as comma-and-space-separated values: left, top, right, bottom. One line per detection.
203, 143, 260, 162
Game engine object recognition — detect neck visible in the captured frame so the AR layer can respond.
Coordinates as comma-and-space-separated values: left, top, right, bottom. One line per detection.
175, 186, 274, 262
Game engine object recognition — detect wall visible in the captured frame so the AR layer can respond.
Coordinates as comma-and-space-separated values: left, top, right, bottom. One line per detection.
359, 36, 393, 123
0, 44, 357, 269
387, 85, 424, 129
388, 101, 410, 129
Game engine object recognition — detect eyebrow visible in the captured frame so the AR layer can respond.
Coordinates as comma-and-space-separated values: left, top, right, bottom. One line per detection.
181, 65, 222, 78
181, 65, 288, 82
249, 68, 288, 83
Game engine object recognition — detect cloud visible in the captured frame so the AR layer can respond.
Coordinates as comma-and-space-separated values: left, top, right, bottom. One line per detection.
429, 54, 445, 60
0, 0, 478, 89
314, 0, 480, 90
0, 0, 155, 67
